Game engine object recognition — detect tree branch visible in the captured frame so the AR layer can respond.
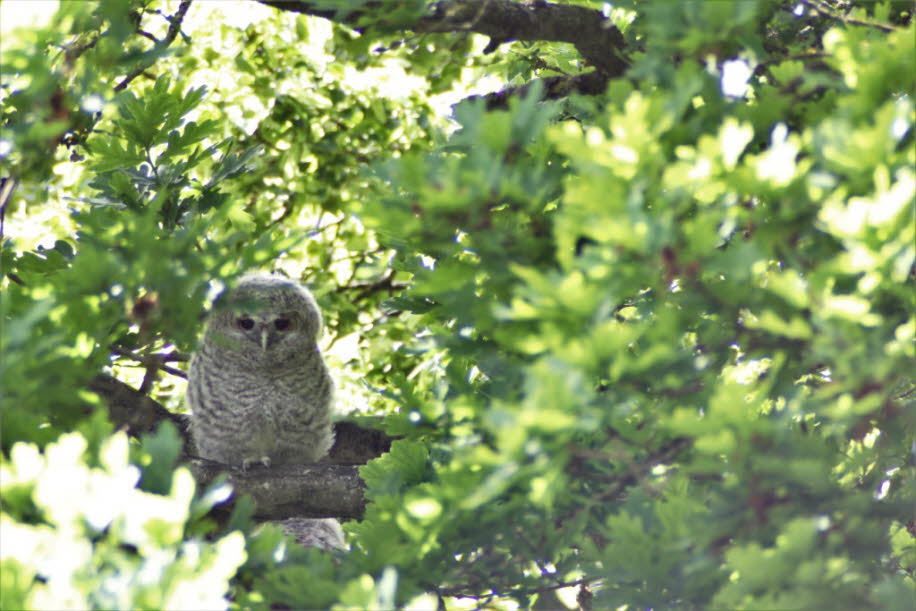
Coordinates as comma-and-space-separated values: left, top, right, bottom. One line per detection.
417, 0, 628, 77
338, 268, 408, 303
190, 458, 367, 519
89, 373, 192, 441
258, 0, 629, 77
435, 576, 595, 603
89, 373, 393, 519
90, 373, 393, 462
0, 177, 18, 242
800, 0, 896, 33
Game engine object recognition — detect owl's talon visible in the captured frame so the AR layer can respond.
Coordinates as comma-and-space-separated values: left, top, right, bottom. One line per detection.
241, 456, 271, 470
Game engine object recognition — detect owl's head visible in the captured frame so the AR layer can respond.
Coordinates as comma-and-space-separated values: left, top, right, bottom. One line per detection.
206, 274, 322, 362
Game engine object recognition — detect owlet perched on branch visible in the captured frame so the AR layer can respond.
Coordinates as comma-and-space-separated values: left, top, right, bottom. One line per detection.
188, 274, 334, 469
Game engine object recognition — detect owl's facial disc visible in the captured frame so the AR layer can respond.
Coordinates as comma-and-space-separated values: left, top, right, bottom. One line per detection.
233, 312, 298, 353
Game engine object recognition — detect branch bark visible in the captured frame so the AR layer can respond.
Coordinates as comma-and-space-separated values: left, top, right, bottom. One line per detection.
89, 373, 192, 441
190, 458, 367, 519
90, 373, 391, 519
416, 0, 628, 77
258, 0, 629, 96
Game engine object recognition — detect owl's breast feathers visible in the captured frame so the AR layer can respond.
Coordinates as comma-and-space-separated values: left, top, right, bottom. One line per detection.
189, 348, 333, 466
188, 274, 334, 467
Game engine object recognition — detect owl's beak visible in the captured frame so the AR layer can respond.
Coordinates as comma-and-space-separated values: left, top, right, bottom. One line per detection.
260, 327, 270, 352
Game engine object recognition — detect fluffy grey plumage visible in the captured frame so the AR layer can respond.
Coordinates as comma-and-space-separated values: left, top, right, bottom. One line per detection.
275, 518, 346, 551
188, 273, 334, 469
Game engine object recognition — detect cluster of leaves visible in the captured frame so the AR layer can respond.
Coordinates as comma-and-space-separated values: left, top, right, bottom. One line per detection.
1, 73, 279, 449
1, 0, 914, 609
1, 1, 437, 607
344, 2, 916, 608
1, 425, 245, 610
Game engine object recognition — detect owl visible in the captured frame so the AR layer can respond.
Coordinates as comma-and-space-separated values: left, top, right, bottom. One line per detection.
187, 273, 334, 469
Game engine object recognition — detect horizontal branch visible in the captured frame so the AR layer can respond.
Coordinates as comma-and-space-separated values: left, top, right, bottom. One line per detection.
190, 458, 367, 519
417, 0, 627, 76
90, 373, 392, 463
90, 373, 393, 519
258, 0, 628, 76
256, 0, 364, 23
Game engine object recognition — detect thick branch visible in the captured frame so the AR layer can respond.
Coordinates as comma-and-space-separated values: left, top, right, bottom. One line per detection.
89, 373, 192, 441
327, 420, 394, 464
90, 373, 392, 519
190, 458, 367, 519
256, 0, 364, 22
418, 0, 628, 77
90, 373, 392, 464
259, 0, 628, 77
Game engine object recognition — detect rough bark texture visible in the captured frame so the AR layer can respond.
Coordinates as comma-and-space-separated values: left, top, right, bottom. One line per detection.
89, 374, 192, 441
325, 420, 394, 464
190, 458, 368, 519
416, 0, 628, 76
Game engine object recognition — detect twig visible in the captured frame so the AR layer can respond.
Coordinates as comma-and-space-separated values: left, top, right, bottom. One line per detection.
435, 576, 596, 601
110, 346, 190, 379
0, 177, 17, 242
136, 29, 159, 43
335, 269, 408, 303
471, 70, 610, 110
566, 436, 692, 504
114, 1, 193, 92
800, 0, 896, 33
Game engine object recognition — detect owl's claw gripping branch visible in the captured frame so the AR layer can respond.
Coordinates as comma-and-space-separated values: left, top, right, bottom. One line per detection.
241, 455, 272, 471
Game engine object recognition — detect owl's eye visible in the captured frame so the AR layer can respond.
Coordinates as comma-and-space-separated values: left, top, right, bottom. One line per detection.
237, 317, 255, 330
274, 318, 291, 331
